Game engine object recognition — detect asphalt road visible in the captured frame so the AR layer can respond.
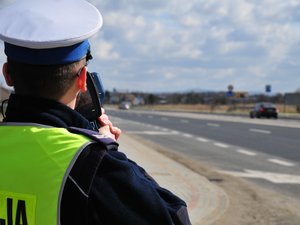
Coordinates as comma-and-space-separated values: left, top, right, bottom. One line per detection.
107, 108, 300, 200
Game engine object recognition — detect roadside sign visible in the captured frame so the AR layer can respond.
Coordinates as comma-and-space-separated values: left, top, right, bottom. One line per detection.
226, 91, 233, 97
227, 85, 234, 97
265, 85, 271, 93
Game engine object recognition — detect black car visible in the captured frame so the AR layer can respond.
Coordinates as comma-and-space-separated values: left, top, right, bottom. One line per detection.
249, 102, 278, 119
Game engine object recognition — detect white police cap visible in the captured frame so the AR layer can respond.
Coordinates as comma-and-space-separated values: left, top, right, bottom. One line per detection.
0, 0, 103, 64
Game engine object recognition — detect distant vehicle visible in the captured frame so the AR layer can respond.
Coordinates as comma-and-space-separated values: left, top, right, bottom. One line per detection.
249, 102, 278, 119
119, 101, 131, 110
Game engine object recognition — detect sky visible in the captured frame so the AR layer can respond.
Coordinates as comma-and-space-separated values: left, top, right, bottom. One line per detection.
1, 0, 300, 94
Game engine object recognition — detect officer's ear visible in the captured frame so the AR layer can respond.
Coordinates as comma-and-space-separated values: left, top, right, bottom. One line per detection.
77, 66, 87, 93
2, 62, 13, 86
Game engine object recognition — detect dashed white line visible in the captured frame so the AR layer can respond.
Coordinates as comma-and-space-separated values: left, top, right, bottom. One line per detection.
207, 123, 220, 127
249, 128, 271, 134
126, 131, 172, 135
180, 119, 189, 123
161, 117, 168, 121
237, 149, 257, 156
214, 143, 229, 148
171, 130, 180, 135
182, 133, 193, 138
268, 158, 295, 167
197, 137, 209, 142
118, 118, 298, 172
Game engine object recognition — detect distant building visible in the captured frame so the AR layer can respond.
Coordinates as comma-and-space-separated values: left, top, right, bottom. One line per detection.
132, 96, 145, 105
109, 89, 145, 105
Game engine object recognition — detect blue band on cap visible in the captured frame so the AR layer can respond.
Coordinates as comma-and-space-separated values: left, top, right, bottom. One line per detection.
4, 40, 90, 65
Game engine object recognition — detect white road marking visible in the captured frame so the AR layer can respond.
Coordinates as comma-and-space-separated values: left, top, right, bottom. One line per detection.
161, 117, 168, 121
180, 119, 189, 123
268, 158, 295, 167
171, 130, 180, 135
182, 133, 193, 138
148, 115, 153, 119
207, 123, 220, 127
126, 131, 172, 135
161, 128, 169, 132
237, 149, 257, 156
214, 143, 229, 148
197, 137, 209, 142
219, 169, 300, 184
249, 128, 271, 134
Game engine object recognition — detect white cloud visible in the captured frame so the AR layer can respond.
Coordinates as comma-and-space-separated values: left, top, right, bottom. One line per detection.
134, 16, 146, 28
1, 0, 300, 93
164, 72, 176, 80
93, 40, 120, 60
219, 42, 245, 54
180, 14, 202, 27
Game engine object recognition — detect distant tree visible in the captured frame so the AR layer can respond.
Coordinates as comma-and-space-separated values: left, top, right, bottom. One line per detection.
271, 93, 284, 103
184, 92, 197, 104
294, 88, 300, 113
167, 93, 182, 104
104, 91, 110, 103
147, 94, 156, 105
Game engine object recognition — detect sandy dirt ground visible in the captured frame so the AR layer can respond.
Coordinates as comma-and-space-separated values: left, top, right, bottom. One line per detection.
189, 162, 300, 225
139, 138, 300, 225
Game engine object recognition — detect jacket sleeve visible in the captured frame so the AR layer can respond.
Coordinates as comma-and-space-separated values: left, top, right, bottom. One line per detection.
88, 150, 192, 225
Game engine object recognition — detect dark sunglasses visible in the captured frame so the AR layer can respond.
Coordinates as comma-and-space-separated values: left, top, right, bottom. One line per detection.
76, 50, 93, 76
86, 50, 93, 64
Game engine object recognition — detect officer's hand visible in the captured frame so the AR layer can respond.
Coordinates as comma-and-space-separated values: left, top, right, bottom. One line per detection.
97, 108, 121, 141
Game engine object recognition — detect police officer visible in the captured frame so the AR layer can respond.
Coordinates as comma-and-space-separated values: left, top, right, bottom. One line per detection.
0, 0, 191, 225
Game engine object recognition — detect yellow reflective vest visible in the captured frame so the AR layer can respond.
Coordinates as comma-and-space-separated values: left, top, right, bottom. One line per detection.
0, 124, 92, 225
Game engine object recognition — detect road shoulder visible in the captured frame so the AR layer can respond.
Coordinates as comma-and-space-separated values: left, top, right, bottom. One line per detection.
118, 133, 300, 225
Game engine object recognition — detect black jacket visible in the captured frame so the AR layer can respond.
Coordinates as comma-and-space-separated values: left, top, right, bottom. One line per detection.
3, 94, 192, 225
